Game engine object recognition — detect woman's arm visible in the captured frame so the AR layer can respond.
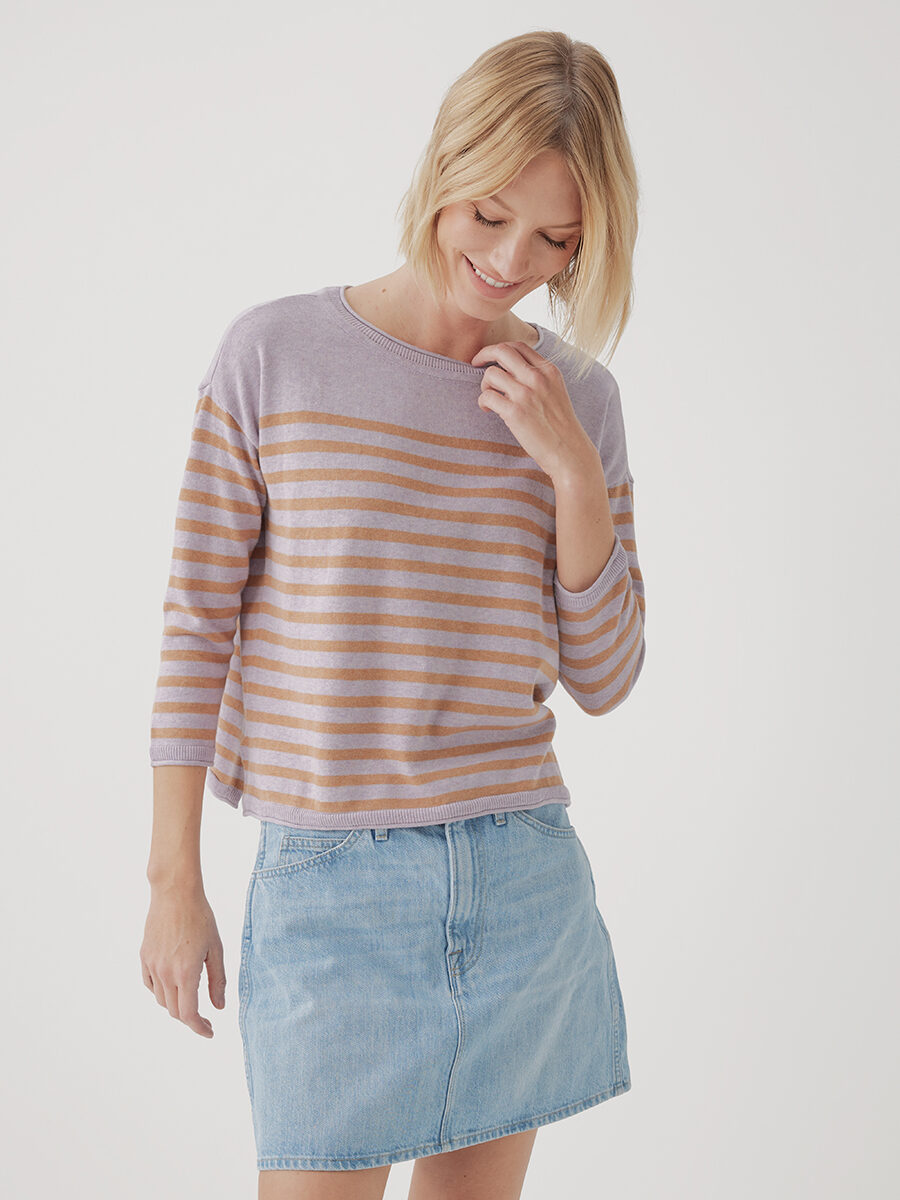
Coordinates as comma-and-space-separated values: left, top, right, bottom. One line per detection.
142, 307, 265, 1037
149, 306, 267, 771
146, 764, 205, 888
549, 371, 646, 716
552, 451, 616, 594
551, 455, 646, 715
469, 339, 647, 718
141, 765, 226, 1039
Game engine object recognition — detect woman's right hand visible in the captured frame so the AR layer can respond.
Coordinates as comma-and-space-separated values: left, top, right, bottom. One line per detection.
140, 882, 226, 1038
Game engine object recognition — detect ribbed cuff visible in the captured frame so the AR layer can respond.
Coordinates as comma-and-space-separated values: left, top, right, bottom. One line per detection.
553, 534, 629, 610
149, 742, 215, 766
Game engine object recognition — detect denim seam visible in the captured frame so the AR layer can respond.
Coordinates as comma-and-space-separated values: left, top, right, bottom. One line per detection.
594, 908, 622, 1087
571, 834, 623, 1086
449, 820, 487, 976
238, 874, 257, 1107
576, 833, 624, 1088
440, 948, 468, 1145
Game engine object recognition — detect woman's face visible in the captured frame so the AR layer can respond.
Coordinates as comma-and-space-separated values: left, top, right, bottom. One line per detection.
435, 149, 582, 316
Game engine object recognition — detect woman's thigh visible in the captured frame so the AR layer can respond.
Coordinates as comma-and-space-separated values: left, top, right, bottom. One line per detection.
258, 1163, 391, 1200
407, 1128, 539, 1200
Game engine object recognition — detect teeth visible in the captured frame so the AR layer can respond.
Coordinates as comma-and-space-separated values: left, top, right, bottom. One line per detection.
470, 259, 515, 288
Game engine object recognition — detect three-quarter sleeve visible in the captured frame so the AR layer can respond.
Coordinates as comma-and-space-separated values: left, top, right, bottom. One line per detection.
149, 313, 267, 767
553, 375, 646, 715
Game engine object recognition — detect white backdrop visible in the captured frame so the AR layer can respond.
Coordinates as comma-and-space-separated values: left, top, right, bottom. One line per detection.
2, 1, 897, 1196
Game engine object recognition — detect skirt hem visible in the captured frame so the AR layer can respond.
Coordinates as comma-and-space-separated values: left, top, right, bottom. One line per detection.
255, 1076, 632, 1172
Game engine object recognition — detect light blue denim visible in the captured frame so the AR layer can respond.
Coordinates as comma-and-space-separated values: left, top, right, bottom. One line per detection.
238, 802, 631, 1171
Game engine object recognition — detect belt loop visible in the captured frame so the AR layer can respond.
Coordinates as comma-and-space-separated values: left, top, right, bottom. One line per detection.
492, 811, 507, 825
374, 826, 389, 841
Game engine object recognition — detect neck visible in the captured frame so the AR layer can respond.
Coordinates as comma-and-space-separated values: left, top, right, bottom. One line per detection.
345, 264, 533, 364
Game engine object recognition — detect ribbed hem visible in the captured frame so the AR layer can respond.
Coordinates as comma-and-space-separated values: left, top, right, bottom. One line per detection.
206, 770, 241, 809
206, 770, 572, 829
325, 284, 546, 377
149, 743, 215, 766
553, 534, 629, 610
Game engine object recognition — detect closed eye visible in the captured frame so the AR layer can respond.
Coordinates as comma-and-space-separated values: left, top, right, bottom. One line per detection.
473, 206, 572, 251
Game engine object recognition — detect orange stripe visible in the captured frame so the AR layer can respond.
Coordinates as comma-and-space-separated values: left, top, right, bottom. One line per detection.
209, 765, 564, 813
235, 675, 548, 718
230, 626, 546, 669
263, 518, 549, 564
238, 652, 543, 696
588, 641, 645, 714
213, 744, 562, 793
237, 600, 561, 649
266, 464, 555, 515
260, 408, 543, 462
226, 694, 553, 739
238, 578, 548, 617
173, 517, 260, 544
234, 728, 552, 766
260, 546, 551, 589
561, 623, 644, 697
267, 494, 553, 540
558, 599, 642, 661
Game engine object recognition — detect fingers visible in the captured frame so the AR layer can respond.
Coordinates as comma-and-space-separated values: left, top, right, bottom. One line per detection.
474, 341, 545, 376
177, 984, 214, 1038
141, 956, 214, 1037
205, 940, 227, 1010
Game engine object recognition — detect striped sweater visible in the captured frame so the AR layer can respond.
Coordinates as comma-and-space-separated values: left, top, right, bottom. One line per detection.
149, 285, 646, 828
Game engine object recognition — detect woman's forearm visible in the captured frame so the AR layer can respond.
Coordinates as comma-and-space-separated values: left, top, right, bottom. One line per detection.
551, 447, 617, 594
147, 766, 206, 892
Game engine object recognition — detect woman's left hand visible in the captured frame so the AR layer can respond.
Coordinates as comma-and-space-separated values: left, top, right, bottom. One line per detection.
470, 340, 600, 484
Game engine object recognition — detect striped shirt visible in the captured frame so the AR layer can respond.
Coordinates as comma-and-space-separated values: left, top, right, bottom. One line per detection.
149, 285, 646, 828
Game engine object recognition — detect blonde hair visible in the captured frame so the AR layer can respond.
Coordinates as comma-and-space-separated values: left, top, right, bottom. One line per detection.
396, 30, 640, 381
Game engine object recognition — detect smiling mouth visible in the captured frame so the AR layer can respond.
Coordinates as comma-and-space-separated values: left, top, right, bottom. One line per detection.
464, 255, 521, 288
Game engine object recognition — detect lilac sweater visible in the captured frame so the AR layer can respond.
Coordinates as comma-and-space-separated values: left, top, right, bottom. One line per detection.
149, 285, 646, 828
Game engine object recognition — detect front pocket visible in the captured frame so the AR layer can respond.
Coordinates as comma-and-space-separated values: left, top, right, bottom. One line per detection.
511, 802, 578, 838
277, 831, 354, 868
251, 826, 364, 878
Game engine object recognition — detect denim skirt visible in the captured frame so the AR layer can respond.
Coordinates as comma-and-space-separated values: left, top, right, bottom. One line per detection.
237, 801, 631, 1171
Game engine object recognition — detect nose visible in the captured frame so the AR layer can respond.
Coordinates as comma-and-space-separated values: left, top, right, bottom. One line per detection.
487, 236, 532, 284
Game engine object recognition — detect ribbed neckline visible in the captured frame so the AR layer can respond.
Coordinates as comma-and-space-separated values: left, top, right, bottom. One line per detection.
328, 284, 546, 377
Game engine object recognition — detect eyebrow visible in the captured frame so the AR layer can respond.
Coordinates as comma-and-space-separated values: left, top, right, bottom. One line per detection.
487, 194, 582, 229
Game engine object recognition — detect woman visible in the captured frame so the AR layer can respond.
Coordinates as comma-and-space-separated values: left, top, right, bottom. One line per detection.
141, 29, 645, 1200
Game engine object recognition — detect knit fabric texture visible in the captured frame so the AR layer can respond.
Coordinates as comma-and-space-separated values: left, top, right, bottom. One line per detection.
149, 285, 646, 828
